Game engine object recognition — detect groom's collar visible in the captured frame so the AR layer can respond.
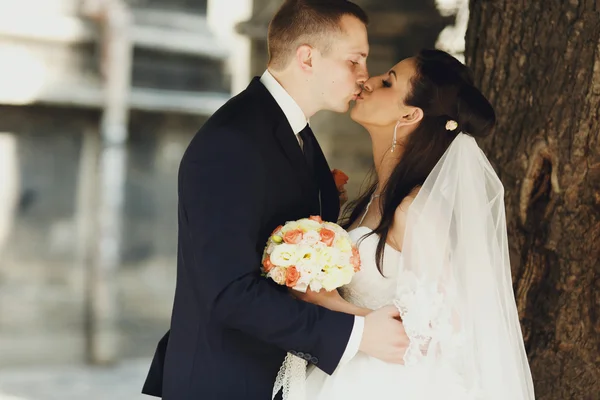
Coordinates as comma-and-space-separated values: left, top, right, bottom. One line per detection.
260, 70, 309, 135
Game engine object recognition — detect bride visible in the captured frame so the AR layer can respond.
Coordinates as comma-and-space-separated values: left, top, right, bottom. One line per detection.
290, 49, 535, 400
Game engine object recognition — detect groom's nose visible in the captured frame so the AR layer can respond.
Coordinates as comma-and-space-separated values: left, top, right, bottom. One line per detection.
356, 65, 368, 85
363, 77, 376, 92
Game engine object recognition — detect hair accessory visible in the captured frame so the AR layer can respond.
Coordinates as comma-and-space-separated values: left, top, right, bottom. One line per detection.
445, 120, 458, 131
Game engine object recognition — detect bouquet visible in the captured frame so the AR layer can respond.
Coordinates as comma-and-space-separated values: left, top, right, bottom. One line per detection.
262, 215, 360, 293
266, 215, 361, 400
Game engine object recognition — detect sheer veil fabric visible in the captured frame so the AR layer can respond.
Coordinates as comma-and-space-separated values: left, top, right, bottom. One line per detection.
394, 133, 535, 399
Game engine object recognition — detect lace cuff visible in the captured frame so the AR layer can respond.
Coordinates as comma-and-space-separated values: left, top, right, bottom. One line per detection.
272, 352, 307, 400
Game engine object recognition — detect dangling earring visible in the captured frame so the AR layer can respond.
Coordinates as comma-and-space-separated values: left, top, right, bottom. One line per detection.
391, 121, 400, 152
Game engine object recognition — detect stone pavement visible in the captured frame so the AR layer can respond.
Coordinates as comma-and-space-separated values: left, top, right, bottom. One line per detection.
0, 359, 151, 400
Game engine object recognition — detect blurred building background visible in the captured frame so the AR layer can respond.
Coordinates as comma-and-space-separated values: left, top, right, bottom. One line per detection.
0, 0, 466, 397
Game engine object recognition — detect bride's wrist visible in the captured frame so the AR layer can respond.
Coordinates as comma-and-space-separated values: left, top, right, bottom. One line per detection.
334, 298, 370, 317
353, 306, 371, 317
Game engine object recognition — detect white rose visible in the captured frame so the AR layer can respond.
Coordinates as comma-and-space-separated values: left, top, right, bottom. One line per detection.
339, 267, 355, 286
309, 279, 323, 292
296, 245, 317, 264
296, 266, 312, 285
280, 221, 299, 234
270, 243, 299, 267
316, 247, 341, 268
323, 222, 344, 234
268, 266, 287, 285
336, 251, 352, 268
292, 282, 309, 293
297, 218, 322, 232
334, 236, 352, 252
296, 261, 318, 277
321, 268, 344, 291
335, 226, 347, 236
312, 241, 327, 250
300, 230, 320, 246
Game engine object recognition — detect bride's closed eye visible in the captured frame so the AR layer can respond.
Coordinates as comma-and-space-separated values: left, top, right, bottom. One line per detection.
382, 79, 392, 88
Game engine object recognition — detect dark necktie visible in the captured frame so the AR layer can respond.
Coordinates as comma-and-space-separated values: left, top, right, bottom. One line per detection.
298, 124, 316, 179
298, 124, 340, 220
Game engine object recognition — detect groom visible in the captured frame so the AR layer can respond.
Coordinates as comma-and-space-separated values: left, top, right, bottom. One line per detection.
143, 1, 408, 399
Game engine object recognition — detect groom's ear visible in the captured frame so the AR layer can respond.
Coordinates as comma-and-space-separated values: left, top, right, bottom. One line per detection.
397, 107, 424, 127
296, 44, 314, 70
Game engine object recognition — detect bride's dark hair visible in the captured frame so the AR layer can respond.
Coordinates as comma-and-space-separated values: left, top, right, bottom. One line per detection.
341, 49, 496, 274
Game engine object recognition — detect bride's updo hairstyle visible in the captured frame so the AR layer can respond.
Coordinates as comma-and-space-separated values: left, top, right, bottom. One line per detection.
343, 49, 496, 274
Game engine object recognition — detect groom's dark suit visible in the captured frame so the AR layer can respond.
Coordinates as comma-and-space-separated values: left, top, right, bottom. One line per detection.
142, 77, 355, 399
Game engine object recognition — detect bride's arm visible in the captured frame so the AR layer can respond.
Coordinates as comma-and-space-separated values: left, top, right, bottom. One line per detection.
293, 289, 371, 317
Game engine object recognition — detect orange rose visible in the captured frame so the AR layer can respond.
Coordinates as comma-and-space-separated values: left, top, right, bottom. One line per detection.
320, 228, 336, 246
271, 225, 283, 236
331, 169, 349, 190
262, 255, 274, 272
350, 247, 361, 272
286, 266, 300, 287
283, 229, 303, 244
309, 215, 323, 223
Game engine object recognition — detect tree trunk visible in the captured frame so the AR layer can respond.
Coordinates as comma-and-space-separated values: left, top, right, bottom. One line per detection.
465, 1, 600, 399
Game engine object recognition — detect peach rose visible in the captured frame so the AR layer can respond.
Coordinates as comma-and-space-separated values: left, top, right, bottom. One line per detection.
331, 169, 349, 190
283, 229, 303, 244
309, 215, 323, 223
285, 266, 300, 287
350, 247, 361, 272
269, 267, 287, 285
271, 225, 283, 236
262, 255, 274, 272
319, 228, 336, 246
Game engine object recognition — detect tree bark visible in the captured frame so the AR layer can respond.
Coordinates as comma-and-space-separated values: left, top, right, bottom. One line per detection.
465, 1, 600, 399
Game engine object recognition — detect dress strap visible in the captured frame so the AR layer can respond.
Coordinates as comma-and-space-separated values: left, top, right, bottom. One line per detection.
358, 196, 374, 226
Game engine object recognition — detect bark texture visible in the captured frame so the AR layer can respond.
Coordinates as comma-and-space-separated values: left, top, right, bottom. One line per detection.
465, 1, 600, 399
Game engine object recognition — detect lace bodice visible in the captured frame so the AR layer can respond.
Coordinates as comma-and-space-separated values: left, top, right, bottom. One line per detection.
339, 226, 402, 310
340, 226, 464, 369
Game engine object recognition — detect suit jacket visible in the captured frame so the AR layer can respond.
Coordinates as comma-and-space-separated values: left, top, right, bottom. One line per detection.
142, 78, 355, 399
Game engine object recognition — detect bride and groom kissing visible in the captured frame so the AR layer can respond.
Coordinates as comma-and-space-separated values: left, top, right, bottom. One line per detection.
142, 0, 535, 399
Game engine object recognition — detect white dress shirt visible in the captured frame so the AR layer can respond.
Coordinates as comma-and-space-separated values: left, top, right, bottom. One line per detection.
260, 70, 364, 368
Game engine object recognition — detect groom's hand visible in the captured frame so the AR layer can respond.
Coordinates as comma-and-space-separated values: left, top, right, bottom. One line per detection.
359, 305, 409, 364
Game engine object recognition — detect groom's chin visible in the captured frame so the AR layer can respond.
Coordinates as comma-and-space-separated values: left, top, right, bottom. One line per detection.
334, 102, 351, 113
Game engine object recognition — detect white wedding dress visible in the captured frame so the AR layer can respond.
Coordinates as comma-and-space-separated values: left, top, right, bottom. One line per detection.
305, 225, 406, 400
305, 225, 467, 400
276, 134, 535, 400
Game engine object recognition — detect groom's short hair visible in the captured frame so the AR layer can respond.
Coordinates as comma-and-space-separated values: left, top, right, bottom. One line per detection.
268, 0, 368, 70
